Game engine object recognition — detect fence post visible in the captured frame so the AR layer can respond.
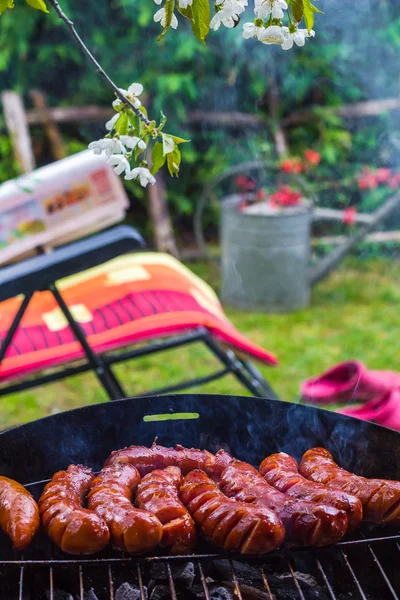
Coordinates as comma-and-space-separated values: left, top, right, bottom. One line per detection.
1, 91, 35, 173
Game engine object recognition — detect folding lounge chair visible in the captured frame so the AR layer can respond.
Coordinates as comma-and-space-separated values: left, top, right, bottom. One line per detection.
0, 225, 279, 401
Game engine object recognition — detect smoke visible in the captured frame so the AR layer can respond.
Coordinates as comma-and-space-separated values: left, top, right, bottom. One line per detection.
201, 0, 400, 169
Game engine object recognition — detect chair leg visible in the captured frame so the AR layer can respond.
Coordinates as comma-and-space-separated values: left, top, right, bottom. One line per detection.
202, 334, 278, 399
236, 356, 280, 400
48, 283, 126, 401
0, 293, 33, 364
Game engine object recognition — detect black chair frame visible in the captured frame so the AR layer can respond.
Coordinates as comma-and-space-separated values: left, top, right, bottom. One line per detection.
0, 226, 278, 401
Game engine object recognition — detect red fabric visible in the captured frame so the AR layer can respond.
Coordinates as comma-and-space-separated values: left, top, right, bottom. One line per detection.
0, 253, 277, 382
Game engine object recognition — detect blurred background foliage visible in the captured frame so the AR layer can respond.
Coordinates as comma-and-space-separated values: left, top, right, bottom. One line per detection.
0, 0, 399, 243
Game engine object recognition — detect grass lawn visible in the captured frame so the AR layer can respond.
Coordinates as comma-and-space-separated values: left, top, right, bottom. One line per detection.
1, 256, 399, 429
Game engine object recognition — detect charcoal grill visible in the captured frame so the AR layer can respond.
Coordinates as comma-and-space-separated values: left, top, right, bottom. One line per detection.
1, 394, 400, 599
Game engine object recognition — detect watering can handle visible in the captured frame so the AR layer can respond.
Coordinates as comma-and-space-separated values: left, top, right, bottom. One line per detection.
309, 192, 400, 285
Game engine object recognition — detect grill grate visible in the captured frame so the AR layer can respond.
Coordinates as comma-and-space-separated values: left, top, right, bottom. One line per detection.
4, 533, 400, 600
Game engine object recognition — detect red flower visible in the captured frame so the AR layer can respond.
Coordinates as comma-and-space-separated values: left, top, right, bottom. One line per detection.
235, 175, 257, 192
255, 189, 267, 201
375, 168, 392, 184
304, 149, 321, 166
269, 186, 302, 208
280, 158, 303, 174
343, 207, 356, 226
357, 168, 379, 190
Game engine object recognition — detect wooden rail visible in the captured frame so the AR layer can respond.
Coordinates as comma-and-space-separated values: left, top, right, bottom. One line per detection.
24, 95, 400, 130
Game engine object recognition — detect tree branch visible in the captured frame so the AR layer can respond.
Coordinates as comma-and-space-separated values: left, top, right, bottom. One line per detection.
46, 0, 151, 127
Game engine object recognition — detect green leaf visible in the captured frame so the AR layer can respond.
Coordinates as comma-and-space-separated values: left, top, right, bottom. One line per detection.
191, 0, 210, 43
168, 134, 191, 145
162, 133, 176, 155
157, 0, 175, 41
151, 142, 166, 175
167, 146, 181, 177
0, 0, 14, 16
128, 114, 139, 134
115, 112, 129, 135
303, 0, 323, 33
24, 0, 49, 12
177, 4, 193, 19
291, 0, 303, 23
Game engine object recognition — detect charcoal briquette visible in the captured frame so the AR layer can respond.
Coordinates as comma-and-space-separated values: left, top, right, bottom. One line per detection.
46, 591, 73, 600
149, 563, 168, 580
209, 586, 234, 600
213, 559, 261, 582
81, 590, 100, 600
176, 561, 195, 586
149, 584, 171, 600
149, 561, 195, 586
115, 581, 148, 600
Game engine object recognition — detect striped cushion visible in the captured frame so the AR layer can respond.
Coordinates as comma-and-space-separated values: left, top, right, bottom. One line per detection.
0, 253, 277, 382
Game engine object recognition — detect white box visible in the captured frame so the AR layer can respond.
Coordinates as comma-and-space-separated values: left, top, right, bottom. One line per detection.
0, 150, 129, 265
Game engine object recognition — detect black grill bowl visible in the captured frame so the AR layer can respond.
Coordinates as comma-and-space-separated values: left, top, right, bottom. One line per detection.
0, 394, 400, 600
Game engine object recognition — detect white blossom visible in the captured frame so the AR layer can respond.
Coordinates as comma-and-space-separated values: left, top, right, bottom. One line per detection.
105, 113, 120, 131
178, 0, 193, 8
114, 84, 143, 109
88, 138, 126, 157
88, 140, 107, 155
254, 0, 287, 19
127, 83, 144, 97
258, 24, 284, 45
210, 0, 246, 30
125, 167, 156, 187
112, 98, 123, 110
281, 26, 315, 49
120, 135, 147, 151
131, 97, 141, 109
242, 20, 264, 40
154, 7, 178, 29
107, 154, 131, 176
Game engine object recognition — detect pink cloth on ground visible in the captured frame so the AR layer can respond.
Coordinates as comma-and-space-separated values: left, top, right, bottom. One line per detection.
301, 361, 400, 404
338, 390, 400, 432
301, 361, 400, 431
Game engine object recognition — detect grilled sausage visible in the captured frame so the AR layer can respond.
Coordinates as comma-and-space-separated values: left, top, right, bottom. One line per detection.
135, 466, 197, 554
39, 465, 110, 554
300, 447, 400, 525
0, 476, 39, 550
180, 470, 285, 554
219, 459, 348, 547
88, 462, 163, 554
105, 444, 230, 480
260, 453, 363, 531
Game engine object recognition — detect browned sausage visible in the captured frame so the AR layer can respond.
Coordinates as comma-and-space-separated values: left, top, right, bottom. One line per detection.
180, 470, 285, 555
88, 462, 163, 554
300, 447, 400, 525
39, 465, 110, 554
0, 476, 39, 550
260, 453, 363, 531
219, 459, 348, 547
135, 466, 197, 554
105, 444, 230, 479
